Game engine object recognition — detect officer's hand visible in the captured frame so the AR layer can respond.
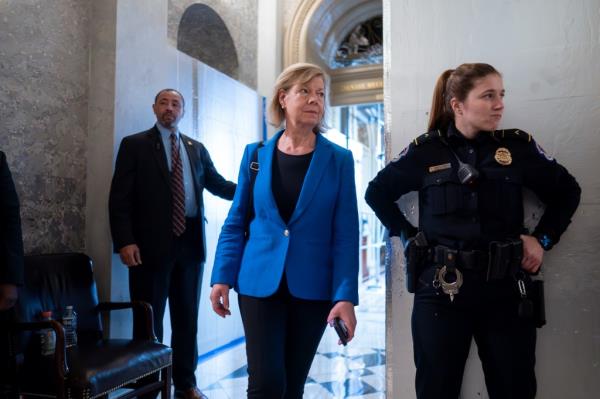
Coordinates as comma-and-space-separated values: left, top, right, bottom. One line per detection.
327, 301, 357, 344
0, 283, 18, 311
520, 234, 544, 273
210, 284, 231, 318
119, 244, 142, 267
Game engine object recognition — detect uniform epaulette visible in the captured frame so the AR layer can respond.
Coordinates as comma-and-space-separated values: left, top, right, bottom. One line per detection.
413, 129, 444, 146
489, 129, 532, 142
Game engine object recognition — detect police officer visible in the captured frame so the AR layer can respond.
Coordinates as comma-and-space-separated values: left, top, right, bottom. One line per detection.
365, 63, 581, 399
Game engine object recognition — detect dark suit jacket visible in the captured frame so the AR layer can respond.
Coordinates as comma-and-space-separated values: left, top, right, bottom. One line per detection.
109, 126, 236, 266
0, 151, 24, 286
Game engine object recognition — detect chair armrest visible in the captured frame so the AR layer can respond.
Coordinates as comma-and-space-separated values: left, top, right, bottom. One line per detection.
96, 301, 156, 341
9, 320, 69, 379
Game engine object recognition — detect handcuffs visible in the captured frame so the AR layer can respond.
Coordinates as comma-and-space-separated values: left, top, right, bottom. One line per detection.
432, 249, 463, 302
433, 266, 463, 302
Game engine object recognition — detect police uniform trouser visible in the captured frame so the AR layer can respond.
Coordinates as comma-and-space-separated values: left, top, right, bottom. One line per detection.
412, 265, 536, 399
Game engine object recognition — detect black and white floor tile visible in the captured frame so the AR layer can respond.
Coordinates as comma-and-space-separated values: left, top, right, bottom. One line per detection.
195, 283, 386, 398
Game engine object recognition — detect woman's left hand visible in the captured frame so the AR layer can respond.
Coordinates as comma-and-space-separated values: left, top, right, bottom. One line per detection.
520, 234, 544, 273
327, 301, 357, 344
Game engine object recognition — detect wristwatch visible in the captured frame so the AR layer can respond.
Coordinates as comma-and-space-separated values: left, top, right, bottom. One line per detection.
535, 233, 553, 251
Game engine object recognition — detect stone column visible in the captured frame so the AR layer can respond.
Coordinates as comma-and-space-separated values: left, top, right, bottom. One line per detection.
86, 0, 118, 332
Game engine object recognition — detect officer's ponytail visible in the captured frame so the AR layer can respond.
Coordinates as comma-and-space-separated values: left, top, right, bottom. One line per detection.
428, 69, 454, 132
428, 63, 501, 132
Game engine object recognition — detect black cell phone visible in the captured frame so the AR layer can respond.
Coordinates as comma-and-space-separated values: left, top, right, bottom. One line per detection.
332, 317, 349, 346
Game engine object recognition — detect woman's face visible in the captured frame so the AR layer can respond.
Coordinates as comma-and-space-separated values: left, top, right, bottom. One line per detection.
452, 73, 505, 134
279, 76, 325, 130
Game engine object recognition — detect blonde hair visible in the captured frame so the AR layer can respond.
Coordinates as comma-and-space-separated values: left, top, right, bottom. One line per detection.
268, 62, 329, 133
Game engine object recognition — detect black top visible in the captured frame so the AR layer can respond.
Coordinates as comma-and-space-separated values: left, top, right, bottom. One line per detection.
365, 123, 581, 251
272, 148, 314, 224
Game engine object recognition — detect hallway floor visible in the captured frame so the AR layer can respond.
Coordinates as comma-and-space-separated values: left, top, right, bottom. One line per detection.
196, 281, 386, 398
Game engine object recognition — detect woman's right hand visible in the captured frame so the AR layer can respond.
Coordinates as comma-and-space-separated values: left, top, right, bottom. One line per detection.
210, 284, 232, 318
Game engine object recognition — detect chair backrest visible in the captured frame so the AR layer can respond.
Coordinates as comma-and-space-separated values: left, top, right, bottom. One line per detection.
15, 253, 103, 345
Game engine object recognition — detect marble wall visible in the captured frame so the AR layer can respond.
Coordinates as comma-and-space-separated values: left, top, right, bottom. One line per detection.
0, 0, 90, 254
0, 0, 262, 257
168, 0, 258, 89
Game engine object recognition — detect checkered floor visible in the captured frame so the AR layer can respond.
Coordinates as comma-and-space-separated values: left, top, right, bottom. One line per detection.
195, 281, 386, 398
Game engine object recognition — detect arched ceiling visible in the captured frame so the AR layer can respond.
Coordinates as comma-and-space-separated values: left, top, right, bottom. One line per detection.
285, 0, 383, 106
285, 0, 382, 69
308, 0, 382, 69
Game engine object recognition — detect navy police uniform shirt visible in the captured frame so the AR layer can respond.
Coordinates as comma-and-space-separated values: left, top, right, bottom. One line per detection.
365, 123, 581, 252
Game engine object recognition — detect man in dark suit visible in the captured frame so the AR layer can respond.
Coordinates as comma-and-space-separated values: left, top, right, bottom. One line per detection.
109, 89, 236, 399
0, 150, 24, 398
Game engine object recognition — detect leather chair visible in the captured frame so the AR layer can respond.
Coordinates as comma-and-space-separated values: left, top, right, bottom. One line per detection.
7, 253, 172, 399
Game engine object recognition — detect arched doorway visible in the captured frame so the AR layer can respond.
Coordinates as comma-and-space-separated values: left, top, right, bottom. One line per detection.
177, 3, 239, 80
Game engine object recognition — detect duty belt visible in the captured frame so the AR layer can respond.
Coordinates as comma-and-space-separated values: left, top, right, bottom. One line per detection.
428, 239, 523, 281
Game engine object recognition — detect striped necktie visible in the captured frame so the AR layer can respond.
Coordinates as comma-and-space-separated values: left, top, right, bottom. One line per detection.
170, 133, 186, 236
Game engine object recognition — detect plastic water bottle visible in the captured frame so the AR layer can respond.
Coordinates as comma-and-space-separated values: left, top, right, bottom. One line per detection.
39, 310, 56, 356
62, 305, 78, 347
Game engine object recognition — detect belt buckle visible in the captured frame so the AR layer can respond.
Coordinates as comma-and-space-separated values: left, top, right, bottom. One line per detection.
443, 248, 458, 269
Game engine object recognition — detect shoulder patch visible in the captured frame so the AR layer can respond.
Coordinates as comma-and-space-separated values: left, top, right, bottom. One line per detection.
535, 141, 554, 161
413, 129, 444, 146
490, 129, 532, 142
391, 145, 410, 162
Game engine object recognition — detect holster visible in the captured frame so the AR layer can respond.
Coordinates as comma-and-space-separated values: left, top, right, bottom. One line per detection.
530, 279, 546, 328
488, 239, 523, 281
405, 232, 428, 293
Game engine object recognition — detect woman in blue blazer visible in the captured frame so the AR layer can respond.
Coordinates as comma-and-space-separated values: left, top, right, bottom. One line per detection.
210, 63, 359, 398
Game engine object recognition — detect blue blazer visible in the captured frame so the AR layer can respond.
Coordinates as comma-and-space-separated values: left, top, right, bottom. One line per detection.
210, 130, 359, 304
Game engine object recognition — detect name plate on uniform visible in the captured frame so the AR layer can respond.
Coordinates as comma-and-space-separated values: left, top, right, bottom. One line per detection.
428, 163, 451, 173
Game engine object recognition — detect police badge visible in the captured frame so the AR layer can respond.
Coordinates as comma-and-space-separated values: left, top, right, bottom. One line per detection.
494, 147, 512, 165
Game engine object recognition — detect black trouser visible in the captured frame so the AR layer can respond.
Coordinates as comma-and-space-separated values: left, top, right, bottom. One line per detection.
238, 278, 331, 399
412, 265, 537, 399
129, 219, 204, 391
